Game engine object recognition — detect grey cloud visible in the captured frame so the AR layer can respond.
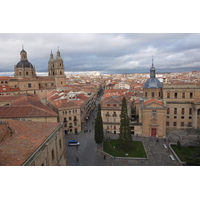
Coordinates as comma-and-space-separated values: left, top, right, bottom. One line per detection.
0, 33, 200, 74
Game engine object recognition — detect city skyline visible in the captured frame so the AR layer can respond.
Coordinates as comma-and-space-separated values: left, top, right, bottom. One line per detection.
0, 33, 200, 75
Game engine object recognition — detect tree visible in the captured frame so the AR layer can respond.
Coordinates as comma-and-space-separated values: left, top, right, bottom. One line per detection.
118, 97, 132, 150
94, 104, 104, 144
177, 140, 181, 150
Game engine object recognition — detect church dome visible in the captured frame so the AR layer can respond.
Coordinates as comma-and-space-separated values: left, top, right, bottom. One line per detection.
15, 47, 34, 68
143, 57, 162, 88
143, 78, 162, 88
15, 60, 34, 68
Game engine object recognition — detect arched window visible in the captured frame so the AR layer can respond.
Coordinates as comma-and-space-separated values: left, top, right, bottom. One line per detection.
198, 109, 200, 115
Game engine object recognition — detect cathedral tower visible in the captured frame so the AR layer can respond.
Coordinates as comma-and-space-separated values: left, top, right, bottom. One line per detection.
48, 48, 66, 88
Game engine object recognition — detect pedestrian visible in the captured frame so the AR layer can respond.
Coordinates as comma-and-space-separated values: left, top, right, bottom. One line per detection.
104, 155, 106, 160
157, 139, 159, 142
76, 157, 79, 162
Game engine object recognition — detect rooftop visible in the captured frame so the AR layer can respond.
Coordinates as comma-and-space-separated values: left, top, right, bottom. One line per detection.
0, 120, 61, 166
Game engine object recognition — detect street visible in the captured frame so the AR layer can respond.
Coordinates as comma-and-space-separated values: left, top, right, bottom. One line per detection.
65, 96, 181, 166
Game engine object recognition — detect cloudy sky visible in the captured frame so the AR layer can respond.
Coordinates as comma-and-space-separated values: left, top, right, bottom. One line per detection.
0, 33, 200, 75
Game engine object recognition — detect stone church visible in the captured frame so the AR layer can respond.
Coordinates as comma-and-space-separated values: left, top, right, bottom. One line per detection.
139, 58, 200, 138
0, 47, 66, 98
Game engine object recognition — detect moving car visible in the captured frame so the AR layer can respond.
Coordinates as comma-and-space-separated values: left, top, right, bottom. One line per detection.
68, 140, 80, 146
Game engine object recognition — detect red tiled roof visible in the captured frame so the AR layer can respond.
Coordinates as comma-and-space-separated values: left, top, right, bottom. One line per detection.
144, 98, 164, 106
0, 94, 57, 117
0, 120, 61, 166
0, 76, 10, 80
0, 85, 20, 93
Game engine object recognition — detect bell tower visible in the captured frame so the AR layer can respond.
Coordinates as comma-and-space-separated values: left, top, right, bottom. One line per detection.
48, 48, 66, 88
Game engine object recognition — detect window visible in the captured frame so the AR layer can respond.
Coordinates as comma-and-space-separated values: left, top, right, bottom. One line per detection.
174, 116, 177, 119
19, 72, 22, 76
166, 122, 169, 126
181, 116, 184, 119
174, 92, 177, 98
69, 117, 72, 121
59, 139, 62, 150
190, 92, 193, 98
173, 122, 177, 126
167, 108, 170, 114
174, 108, 177, 115
107, 118, 109, 122
107, 104, 110, 107
152, 92, 154, 97
113, 118, 116, 123
145, 92, 147, 97
181, 108, 185, 115
182, 92, 185, 98
26, 72, 28, 75
181, 122, 184, 127
28, 83, 31, 88
152, 110, 156, 118
159, 92, 161, 97
64, 117, 67, 122
189, 108, 192, 115
189, 116, 192, 119
167, 93, 170, 98
51, 149, 55, 160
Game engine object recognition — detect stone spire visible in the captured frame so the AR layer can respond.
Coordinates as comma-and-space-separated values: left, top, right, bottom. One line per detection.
150, 56, 155, 78
56, 47, 62, 60
49, 50, 54, 61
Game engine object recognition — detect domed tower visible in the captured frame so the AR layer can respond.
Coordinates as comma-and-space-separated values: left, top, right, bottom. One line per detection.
48, 48, 66, 88
14, 47, 36, 78
143, 57, 163, 99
